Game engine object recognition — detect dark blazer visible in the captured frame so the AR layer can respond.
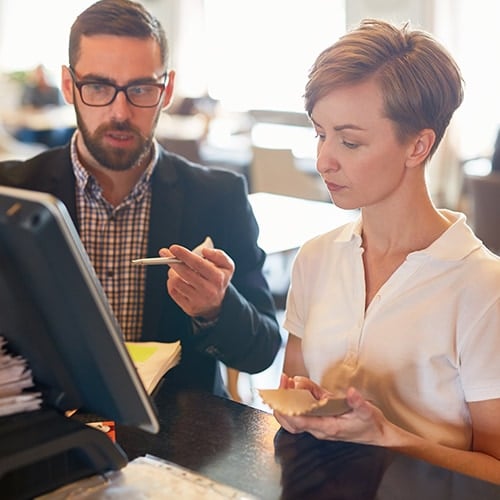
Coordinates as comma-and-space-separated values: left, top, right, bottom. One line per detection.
0, 145, 281, 395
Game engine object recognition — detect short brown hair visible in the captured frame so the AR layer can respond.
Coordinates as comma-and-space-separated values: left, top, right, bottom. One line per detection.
69, 0, 168, 70
305, 19, 464, 157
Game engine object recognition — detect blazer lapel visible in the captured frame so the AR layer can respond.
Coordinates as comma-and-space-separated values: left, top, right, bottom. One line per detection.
142, 154, 184, 341
44, 146, 79, 230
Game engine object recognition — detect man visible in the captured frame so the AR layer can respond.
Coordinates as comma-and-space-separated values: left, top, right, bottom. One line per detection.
0, 0, 281, 397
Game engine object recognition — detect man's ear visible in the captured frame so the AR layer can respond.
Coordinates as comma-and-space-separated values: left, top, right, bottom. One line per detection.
61, 66, 74, 105
161, 70, 176, 110
406, 128, 436, 168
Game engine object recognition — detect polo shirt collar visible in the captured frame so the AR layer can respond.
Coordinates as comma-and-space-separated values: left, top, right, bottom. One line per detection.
414, 210, 483, 261
337, 210, 482, 262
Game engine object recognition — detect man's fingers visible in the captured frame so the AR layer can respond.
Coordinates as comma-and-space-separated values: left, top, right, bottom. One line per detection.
201, 247, 235, 272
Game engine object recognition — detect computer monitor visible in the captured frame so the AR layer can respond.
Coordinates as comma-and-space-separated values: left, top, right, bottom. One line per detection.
0, 185, 159, 434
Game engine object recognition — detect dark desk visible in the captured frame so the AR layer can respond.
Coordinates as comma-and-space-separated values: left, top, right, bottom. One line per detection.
118, 384, 281, 499
116, 380, 500, 499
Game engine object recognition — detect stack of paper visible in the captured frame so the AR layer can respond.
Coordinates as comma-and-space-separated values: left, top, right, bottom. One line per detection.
126, 341, 181, 395
0, 336, 42, 416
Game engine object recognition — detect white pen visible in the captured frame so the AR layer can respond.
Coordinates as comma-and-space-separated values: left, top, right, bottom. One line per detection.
131, 257, 182, 266
132, 236, 213, 266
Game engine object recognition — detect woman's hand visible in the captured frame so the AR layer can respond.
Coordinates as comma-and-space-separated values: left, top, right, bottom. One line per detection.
275, 375, 391, 447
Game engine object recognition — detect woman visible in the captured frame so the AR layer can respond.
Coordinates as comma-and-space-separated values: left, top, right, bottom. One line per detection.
275, 19, 500, 484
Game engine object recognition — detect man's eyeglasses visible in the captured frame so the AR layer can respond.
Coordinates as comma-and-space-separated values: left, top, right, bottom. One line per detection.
68, 66, 167, 108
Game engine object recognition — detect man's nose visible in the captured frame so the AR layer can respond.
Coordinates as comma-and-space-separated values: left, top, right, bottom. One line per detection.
109, 89, 133, 119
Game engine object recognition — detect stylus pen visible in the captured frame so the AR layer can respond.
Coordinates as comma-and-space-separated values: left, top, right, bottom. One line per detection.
131, 257, 182, 266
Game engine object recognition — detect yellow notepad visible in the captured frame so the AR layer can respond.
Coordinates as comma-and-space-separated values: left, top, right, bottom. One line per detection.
126, 341, 181, 394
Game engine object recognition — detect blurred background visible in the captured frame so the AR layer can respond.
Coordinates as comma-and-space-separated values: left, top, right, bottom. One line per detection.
0, 0, 498, 212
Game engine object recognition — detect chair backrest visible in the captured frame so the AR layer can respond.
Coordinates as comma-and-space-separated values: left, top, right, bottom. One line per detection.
157, 137, 201, 164
465, 173, 500, 254
250, 146, 329, 201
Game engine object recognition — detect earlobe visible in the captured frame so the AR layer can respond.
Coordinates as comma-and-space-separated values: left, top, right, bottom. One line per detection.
406, 129, 436, 167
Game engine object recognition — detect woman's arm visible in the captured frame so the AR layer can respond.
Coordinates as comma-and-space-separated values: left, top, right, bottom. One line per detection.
283, 333, 308, 377
274, 378, 500, 485
382, 398, 500, 484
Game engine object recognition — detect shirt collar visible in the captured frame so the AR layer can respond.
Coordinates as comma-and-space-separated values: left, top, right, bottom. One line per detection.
339, 210, 482, 262
336, 215, 363, 246
411, 210, 483, 261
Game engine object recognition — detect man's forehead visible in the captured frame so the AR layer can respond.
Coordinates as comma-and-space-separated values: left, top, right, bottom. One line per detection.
77, 34, 162, 64
75, 35, 164, 79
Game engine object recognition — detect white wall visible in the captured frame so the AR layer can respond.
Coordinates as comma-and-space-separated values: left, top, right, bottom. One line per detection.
346, 0, 434, 29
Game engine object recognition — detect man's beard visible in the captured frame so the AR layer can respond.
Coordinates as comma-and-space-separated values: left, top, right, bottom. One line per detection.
74, 105, 160, 172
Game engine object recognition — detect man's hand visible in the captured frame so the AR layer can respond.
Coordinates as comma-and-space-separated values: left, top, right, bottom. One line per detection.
159, 244, 235, 319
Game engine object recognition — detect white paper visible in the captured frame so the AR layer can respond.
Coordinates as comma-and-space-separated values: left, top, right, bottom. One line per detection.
38, 455, 257, 499
0, 335, 42, 415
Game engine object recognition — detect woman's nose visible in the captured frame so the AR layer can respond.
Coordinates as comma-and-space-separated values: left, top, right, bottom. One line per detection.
316, 142, 340, 174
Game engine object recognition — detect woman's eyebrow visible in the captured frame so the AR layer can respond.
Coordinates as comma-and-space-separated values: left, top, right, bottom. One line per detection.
310, 117, 365, 132
334, 124, 366, 132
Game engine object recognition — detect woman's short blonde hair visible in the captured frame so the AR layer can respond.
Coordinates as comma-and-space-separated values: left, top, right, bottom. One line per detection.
305, 19, 464, 157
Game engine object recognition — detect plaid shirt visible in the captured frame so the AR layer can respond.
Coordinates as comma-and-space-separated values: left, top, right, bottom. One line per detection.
71, 133, 158, 341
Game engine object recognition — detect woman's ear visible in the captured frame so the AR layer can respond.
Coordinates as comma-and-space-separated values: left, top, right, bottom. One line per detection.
406, 129, 436, 168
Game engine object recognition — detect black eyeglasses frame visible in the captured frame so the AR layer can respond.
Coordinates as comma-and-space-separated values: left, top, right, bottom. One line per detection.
67, 66, 167, 108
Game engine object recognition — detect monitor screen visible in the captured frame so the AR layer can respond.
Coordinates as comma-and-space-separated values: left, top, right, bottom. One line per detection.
0, 186, 159, 433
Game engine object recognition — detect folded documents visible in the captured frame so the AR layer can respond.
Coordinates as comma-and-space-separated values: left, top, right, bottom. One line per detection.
126, 341, 181, 394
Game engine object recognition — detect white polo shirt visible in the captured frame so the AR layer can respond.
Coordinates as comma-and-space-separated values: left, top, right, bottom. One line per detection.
284, 210, 500, 449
